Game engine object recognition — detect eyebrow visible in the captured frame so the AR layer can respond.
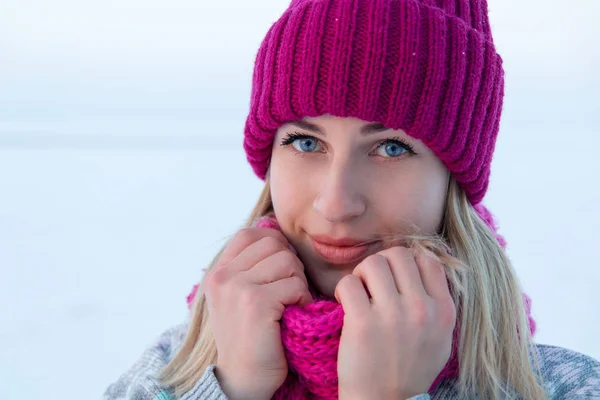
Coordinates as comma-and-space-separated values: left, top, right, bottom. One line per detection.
288, 120, 390, 135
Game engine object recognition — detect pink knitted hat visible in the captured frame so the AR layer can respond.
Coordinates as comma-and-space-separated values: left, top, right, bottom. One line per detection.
243, 0, 504, 205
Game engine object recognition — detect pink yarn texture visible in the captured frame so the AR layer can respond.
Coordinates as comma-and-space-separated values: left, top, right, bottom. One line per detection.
188, 213, 537, 399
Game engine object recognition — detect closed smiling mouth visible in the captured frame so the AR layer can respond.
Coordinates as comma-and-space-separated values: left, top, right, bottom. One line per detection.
308, 234, 379, 264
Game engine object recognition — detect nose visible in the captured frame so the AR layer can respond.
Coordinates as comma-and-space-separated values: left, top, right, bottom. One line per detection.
312, 165, 366, 223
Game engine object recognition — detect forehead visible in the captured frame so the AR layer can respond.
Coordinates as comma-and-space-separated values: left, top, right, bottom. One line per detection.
280, 114, 394, 136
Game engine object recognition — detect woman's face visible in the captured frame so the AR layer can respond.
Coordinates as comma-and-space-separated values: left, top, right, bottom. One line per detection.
269, 114, 450, 298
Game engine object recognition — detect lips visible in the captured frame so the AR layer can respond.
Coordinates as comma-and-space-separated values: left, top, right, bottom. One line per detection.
309, 234, 377, 264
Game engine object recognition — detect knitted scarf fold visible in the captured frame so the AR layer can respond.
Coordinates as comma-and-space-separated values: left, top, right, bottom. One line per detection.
187, 208, 536, 399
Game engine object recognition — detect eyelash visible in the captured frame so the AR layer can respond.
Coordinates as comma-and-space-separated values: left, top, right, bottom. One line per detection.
279, 131, 417, 159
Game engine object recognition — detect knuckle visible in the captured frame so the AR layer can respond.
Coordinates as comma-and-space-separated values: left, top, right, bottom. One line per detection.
268, 228, 288, 243
235, 228, 257, 245
395, 246, 414, 261
283, 276, 307, 299
288, 275, 306, 290
205, 268, 228, 292
268, 254, 298, 281
282, 255, 306, 281
409, 300, 431, 327
336, 274, 351, 290
290, 254, 305, 274
383, 245, 410, 258
440, 299, 457, 329
259, 236, 286, 254
364, 253, 384, 265
337, 274, 358, 293
359, 254, 385, 275
277, 250, 297, 267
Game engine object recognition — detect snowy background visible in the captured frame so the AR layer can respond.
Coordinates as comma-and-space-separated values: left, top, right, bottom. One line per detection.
1, 0, 599, 398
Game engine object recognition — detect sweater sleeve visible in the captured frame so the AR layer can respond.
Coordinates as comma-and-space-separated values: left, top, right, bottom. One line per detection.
102, 325, 228, 400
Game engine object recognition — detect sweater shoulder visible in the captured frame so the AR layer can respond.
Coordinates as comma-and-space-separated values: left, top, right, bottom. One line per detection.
103, 323, 190, 399
160, 322, 190, 362
535, 343, 600, 398
429, 344, 600, 399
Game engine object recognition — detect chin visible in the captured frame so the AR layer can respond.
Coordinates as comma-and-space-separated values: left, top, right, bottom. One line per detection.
304, 259, 356, 300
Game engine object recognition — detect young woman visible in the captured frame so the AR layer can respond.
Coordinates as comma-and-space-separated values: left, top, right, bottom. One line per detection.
103, 0, 600, 399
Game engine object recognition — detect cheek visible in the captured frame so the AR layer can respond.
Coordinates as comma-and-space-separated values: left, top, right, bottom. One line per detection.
269, 151, 315, 223
373, 165, 447, 235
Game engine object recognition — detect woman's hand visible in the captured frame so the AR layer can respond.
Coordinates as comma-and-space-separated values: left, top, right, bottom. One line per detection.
334, 246, 456, 400
203, 227, 313, 400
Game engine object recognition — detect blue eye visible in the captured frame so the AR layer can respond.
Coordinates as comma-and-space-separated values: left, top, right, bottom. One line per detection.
376, 139, 415, 158
280, 132, 323, 153
377, 142, 407, 157
280, 132, 416, 159
293, 137, 320, 152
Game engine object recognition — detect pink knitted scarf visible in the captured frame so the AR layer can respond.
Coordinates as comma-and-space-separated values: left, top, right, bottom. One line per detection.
187, 210, 536, 399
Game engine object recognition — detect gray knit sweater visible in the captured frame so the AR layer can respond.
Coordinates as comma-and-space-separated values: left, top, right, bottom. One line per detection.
103, 323, 600, 400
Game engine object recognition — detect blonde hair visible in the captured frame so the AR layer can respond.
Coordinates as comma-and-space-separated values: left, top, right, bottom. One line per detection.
160, 177, 547, 399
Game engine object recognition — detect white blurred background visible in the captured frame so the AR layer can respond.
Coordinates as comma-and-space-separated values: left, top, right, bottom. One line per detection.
0, 0, 598, 398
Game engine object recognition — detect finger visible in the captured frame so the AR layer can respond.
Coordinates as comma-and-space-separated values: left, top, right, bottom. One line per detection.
264, 276, 313, 307
414, 249, 452, 300
378, 247, 427, 297
352, 254, 400, 303
334, 274, 370, 316
228, 235, 290, 272
217, 228, 290, 267
246, 250, 308, 287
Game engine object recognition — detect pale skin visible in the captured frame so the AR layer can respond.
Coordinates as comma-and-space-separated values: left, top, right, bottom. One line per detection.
204, 114, 456, 400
